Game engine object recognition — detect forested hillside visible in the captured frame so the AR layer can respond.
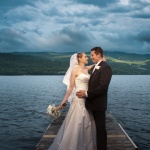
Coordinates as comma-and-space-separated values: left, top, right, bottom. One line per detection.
0, 52, 150, 75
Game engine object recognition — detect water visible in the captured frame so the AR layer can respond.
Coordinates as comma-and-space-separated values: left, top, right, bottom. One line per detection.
0, 75, 149, 150
0, 76, 66, 150
108, 75, 150, 150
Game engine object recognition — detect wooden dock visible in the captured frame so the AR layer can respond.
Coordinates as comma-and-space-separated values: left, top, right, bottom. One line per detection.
36, 112, 138, 150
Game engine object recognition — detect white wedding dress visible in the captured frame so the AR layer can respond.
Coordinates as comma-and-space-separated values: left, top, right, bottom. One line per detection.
48, 73, 97, 150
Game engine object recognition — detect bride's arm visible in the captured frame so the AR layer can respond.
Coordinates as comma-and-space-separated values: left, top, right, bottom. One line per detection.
85, 64, 95, 71
85, 57, 106, 70
61, 69, 76, 105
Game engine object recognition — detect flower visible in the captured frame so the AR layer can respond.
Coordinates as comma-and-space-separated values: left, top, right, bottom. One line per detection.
95, 66, 101, 70
47, 104, 61, 119
47, 103, 67, 119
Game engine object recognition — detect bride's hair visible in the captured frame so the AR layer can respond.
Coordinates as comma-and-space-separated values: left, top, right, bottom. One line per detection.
63, 52, 84, 103
77, 52, 84, 63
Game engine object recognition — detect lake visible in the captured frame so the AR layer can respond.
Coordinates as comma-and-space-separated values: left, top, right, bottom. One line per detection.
0, 75, 149, 150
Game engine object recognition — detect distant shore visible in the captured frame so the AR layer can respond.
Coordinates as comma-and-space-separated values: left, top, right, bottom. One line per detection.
0, 52, 150, 75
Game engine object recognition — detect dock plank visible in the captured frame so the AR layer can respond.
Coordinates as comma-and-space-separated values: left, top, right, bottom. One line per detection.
36, 112, 138, 150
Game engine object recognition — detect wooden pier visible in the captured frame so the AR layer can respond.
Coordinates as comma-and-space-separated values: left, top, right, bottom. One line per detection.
36, 112, 138, 150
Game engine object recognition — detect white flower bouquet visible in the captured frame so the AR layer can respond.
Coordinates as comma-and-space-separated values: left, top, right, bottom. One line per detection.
47, 103, 66, 119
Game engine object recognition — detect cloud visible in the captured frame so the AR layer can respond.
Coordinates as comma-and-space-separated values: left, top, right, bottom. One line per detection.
0, 0, 150, 54
74, 0, 119, 7
47, 26, 93, 52
137, 30, 150, 42
0, 28, 28, 52
131, 5, 150, 19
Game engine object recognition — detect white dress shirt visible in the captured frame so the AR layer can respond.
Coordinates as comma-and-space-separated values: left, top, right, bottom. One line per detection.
86, 60, 102, 97
92, 60, 102, 73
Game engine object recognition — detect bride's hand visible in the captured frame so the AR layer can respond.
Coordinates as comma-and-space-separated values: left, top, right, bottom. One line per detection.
60, 102, 67, 108
56, 103, 66, 111
103, 57, 106, 62
56, 105, 63, 111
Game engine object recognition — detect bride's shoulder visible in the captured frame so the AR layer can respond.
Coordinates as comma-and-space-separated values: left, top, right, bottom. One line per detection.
72, 66, 82, 76
72, 66, 79, 74
73, 66, 80, 71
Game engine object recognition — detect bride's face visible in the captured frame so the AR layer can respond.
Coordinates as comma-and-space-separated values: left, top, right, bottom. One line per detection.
79, 53, 88, 64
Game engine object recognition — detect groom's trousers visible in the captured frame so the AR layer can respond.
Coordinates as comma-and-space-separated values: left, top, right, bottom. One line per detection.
93, 111, 107, 150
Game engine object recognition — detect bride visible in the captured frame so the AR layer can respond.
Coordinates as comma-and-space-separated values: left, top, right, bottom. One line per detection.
48, 52, 97, 150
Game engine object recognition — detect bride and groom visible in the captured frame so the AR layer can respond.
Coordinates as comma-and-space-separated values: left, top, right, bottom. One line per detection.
48, 47, 112, 150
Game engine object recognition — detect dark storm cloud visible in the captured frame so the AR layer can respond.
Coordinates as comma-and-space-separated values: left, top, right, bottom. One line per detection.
0, 0, 32, 15
46, 26, 94, 52
0, 28, 28, 52
60, 28, 91, 43
0, 0, 150, 54
137, 30, 150, 43
132, 13, 150, 19
74, 0, 119, 7
0, 0, 30, 7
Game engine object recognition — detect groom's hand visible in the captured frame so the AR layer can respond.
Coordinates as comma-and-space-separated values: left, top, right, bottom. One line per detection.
76, 90, 86, 98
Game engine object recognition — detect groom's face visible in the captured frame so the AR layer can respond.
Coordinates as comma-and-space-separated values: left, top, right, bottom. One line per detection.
90, 51, 100, 63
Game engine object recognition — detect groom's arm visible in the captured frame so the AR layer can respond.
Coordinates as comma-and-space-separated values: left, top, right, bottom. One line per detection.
87, 66, 112, 100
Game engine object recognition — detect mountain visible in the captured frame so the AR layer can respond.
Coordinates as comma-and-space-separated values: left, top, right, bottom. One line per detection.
0, 51, 150, 75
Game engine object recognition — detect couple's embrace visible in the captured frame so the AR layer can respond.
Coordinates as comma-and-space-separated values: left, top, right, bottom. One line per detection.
48, 47, 112, 150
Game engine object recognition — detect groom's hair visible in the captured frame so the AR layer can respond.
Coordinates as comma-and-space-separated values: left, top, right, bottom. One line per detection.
91, 47, 103, 57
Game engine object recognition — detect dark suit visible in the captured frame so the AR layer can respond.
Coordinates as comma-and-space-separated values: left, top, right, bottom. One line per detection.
85, 61, 112, 150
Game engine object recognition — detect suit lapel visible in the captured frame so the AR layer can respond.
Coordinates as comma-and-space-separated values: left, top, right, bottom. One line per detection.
90, 65, 95, 78
89, 61, 103, 81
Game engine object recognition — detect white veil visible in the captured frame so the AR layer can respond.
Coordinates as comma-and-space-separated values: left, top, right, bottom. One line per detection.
63, 53, 78, 103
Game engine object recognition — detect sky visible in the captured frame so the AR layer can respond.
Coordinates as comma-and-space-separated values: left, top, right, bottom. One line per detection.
0, 0, 150, 54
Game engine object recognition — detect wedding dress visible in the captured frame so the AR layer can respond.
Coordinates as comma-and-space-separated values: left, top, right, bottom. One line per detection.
48, 73, 97, 150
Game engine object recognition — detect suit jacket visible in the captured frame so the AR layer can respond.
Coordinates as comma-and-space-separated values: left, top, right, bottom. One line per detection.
85, 61, 112, 111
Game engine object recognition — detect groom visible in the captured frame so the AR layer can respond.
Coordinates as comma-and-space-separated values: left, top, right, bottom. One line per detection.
76, 47, 112, 150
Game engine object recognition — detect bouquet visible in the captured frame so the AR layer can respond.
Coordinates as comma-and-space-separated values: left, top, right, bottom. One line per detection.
47, 103, 66, 119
